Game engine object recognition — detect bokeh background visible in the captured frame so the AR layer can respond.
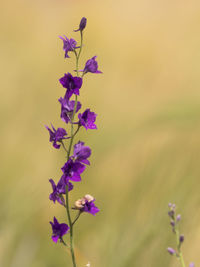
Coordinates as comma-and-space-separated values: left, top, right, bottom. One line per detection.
1, 0, 200, 266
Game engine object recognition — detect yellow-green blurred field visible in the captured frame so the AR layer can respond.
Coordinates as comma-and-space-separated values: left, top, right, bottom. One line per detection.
1, 0, 200, 266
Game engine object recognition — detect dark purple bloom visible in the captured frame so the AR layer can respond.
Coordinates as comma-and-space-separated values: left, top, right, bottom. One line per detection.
59, 35, 78, 58
57, 175, 74, 194
167, 247, 176, 255
45, 124, 67, 149
59, 73, 82, 99
59, 94, 81, 124
50, 217, 69, 243
82, 56, 102, 74
74, 195, 99, 216
61, 158, 85, 182
78, 109, 97, 130
83, 199, 99, 216
74, 17, 87, 32
49, 179, 65, 205
73, 141, 91, 165
49, 178, 73, 205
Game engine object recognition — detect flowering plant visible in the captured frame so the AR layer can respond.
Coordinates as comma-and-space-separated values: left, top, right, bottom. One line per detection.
167, 203, 195, 267
46, 17, 101, 267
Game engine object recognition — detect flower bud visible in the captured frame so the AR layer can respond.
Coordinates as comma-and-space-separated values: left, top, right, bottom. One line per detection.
170, 220, 175, 227
74, 17, 87, 32
179, 234, 184, 243
176, 214, 181, 222
167, 247, 176, 255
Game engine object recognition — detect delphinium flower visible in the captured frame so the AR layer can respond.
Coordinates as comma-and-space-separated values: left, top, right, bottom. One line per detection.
167, 203, 195, 267
46, 17, 101, 267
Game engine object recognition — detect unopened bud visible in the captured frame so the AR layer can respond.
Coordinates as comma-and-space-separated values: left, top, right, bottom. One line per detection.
167, 247, 176, 255
179, 234, 184, 243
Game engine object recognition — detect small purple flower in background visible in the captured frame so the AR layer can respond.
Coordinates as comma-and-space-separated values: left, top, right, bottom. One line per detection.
61, 158, 85, 182
59, 73, 83, 99
82, 56, 102, 74
189, 263, 195, 267
59, 35, 78, 58
167, 247, 176, 255
74, 17, 87, 32
45, 124, 68, 149
73, 141, 91, 165
78, 109, 97, 130
59, 95, 81, 124
50, 217, 69, 243
74, 194, 99, 215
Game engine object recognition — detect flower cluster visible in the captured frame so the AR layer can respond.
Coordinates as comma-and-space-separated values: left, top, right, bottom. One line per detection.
45, 17, 101, 265
167, 203, 195, 267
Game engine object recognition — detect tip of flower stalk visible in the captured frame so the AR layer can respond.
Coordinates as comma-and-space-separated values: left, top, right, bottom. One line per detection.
74, 17, 87, 32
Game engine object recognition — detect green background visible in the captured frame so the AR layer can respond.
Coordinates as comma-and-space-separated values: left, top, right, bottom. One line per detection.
1, 0, 200, 266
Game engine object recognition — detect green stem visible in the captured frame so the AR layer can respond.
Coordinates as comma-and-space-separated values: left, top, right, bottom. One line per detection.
65, 31, 83, 267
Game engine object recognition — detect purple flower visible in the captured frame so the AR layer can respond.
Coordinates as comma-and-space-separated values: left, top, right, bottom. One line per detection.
50, 217, 69, 243
78, 109, 97, 130
73, 141, 91, 165
167, 247, 176, 255
49, 178, 73, 205
176, 214, 181, 222
59, 73, 82, 99
74, 17, 87, 32
49, 179, 65, 205
189, 263, 195, 267
59, 35, 78, 58
82, 56, 102, 74
45, 124, 68, 149
57, 175, 74, 194
74, 195, 99, 216
61, 158, 85, 182
59, 94, 82, 124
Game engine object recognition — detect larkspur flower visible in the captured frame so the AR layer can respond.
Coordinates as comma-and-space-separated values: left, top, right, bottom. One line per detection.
73, 141, 91, 165
59, 94, 81, 124
57, 175, 74, 194
74, 17, 87, 32
78, 109, 97, 130
49, 178, 73, 205
59, 73, 82, 99
81, 56, 102, 74
61, 158, 85, 182
74, 194, 99, 216
50, 217, 69, 243
59, 35, 78, 58
49, 179, 65, 205
45, 124, 68, 149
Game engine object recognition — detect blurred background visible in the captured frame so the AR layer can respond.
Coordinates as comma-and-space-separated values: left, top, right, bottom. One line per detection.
1, 0, 200, 266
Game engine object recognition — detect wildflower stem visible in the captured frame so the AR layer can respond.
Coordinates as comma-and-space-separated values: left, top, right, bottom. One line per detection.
65, 30, 83, 267
72, 211, 82, 226
175, 227, 186, 267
